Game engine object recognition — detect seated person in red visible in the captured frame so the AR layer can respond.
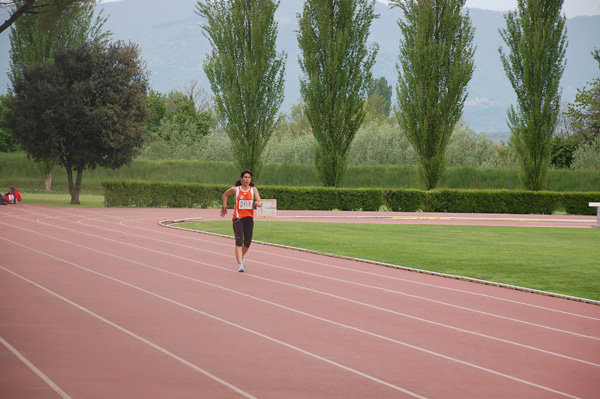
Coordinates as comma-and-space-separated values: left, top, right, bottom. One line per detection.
4, 187, 22, 204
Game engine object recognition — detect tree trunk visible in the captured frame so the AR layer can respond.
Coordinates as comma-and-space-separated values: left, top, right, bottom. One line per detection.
44, 171, 52, 191
70, 166, 83, 205
66, 164, 83, 205
0, 0, 36, 34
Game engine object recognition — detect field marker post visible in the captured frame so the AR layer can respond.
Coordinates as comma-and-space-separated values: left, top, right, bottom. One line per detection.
589, 202, 600, 228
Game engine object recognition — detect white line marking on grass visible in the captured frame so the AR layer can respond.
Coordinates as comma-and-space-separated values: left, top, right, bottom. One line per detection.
0, 335, 73, 399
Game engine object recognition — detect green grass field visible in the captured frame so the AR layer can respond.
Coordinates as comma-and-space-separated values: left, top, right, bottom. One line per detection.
21, 193, 106, 208
178, 220, 600, 302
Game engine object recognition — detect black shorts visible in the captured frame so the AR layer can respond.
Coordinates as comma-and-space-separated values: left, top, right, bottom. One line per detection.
233, 217, 254, 247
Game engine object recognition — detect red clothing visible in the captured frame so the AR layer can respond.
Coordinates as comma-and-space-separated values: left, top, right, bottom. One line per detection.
4, 189, 21, 204
233, 186, 254, 219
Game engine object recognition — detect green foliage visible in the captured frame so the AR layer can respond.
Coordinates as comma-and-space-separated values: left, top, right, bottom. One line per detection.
550, 136, 578, 169
274, 101, 311, 139
143, 89, 216, 159
264, 131, 316, 165
562, 191, 600, 215
297, 0, 378, 187
9, 0, 110, 85
445, 121, 500, 167
367, 76, 392, 117
570, 136, 600, 170
349, 121, 417, 165
102, 179, 599, 215
499, 0, 567, 191
5, 152, 599, 193
0, 94, 19, 152
566, 77, 600, 145
384, 188, 425, 211
196, 0, 286, 180
0, 0, 99, 34
363, 76, 393, 124
102, 179, 228, 208
423, 189, 561, 214
5, 41, 149, 204
145, 90, 167, 134
393, 0, 476, 190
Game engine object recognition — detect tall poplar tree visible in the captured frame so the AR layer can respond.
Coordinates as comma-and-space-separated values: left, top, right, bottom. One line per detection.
393, 0, 475, 190
297, 0, 378, 187
196, 0, 286, 180
499, 0, 567, 191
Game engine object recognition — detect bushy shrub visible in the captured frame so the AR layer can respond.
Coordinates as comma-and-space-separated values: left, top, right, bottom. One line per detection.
264, 130, 316, 164
445, 124, 501, 167
385, 189, 425, 211
349, 121, 418, 165
571, 137, 600, 170
423, 189, 560, 214
562, 192, 600, 215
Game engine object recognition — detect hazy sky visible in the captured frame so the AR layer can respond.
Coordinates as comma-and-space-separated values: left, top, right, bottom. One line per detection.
98, 0, 600, 18
463, 0, 600, 17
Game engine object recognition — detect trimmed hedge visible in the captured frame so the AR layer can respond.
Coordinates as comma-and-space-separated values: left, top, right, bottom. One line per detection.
101, 179, 600, 215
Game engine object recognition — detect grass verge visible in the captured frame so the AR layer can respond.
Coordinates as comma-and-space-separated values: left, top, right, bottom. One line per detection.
177, 220, 600, 302
21, 193, 106, 208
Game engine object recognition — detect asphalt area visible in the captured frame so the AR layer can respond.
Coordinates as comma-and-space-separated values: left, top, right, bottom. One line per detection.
1, 205, 599, 398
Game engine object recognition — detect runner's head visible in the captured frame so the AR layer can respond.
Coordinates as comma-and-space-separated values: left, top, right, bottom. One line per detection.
235, 169, 254, 187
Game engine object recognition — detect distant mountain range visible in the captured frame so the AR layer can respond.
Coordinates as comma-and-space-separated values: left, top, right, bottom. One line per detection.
1, 0, 599, 139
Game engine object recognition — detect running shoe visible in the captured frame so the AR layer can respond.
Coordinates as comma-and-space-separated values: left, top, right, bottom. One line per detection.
237, 263, 245, 272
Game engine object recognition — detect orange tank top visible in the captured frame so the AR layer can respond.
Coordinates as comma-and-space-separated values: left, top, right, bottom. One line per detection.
233, 186, 254, 219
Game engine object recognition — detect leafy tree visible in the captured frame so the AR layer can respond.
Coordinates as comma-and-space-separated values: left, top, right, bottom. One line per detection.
8, 0, 109, 189
274, 101, 311, 139
9, 0, 109, 85
5, 41, 149, 204
367, 76, 392, 116
145, 90, 167, 134
0, 94, 19, 152
566, 49, 600, 145
550, 136, 577, 168
499, 0, 567, 191
196, 0, 286, 180
0, 0, 92, 34
393, 0, 475, 190
297, 0, 378, 187
570, 136, 600, 170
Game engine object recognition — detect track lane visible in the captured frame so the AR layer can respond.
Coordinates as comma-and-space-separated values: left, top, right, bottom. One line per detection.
1, 205, 599, 398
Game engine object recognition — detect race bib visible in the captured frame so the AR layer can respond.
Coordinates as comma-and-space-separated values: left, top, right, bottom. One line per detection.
239, 200, 252, 209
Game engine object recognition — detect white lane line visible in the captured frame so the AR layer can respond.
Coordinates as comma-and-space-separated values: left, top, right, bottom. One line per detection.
0, 239, 584, 399
99, 213, 600, 316
16, 207, 600, 319
3, 227, 598, 369
3, 220, 600, 354
0, 263, 427, 399
48, 219, 600, 341
0, 267, 259, 399
0, 335, 73, 399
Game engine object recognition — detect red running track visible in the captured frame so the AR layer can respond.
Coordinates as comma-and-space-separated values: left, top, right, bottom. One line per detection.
1, 205, 599, 399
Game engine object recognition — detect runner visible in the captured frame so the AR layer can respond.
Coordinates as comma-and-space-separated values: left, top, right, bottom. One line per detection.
220, 170, 263, 272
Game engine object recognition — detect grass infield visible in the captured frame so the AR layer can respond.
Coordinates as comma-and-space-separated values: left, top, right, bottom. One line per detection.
179, 220, 600, 302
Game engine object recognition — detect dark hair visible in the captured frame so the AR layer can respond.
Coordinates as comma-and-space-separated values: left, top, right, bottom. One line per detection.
235, 169, 255, 186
